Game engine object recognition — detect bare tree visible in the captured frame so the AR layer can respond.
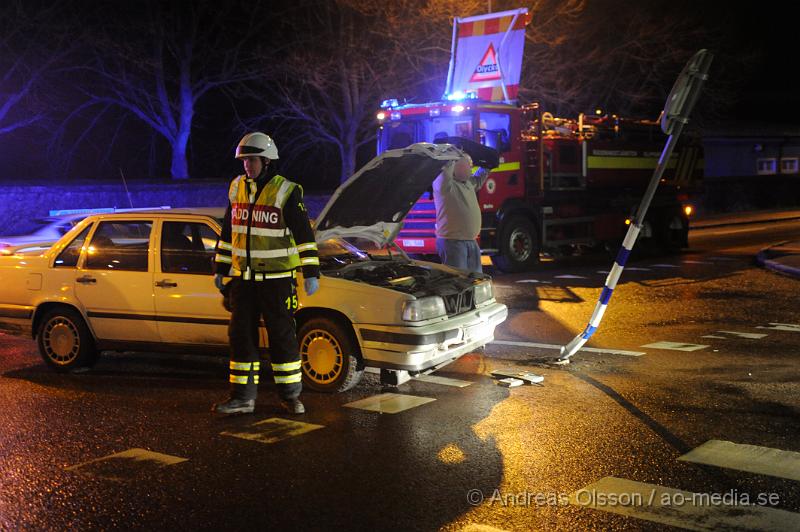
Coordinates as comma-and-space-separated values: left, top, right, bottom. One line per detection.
518, 0, 736, 120
58, 1, 265, 179
0, 2, 71, 136
250, 0, 482, 183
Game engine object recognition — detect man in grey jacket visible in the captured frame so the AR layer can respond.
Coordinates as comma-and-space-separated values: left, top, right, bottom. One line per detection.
433, 153, 489, 273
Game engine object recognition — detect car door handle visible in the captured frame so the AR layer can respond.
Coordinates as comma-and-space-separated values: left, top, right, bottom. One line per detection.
76, 275, 96, 284
155, 279, 178, 288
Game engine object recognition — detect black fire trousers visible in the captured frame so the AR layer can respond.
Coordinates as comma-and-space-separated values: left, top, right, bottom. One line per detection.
227, 276, 302, 401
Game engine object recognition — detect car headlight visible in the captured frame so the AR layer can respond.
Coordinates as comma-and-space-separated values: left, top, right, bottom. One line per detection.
402, 296, 447, 322
474, 281, 493, 305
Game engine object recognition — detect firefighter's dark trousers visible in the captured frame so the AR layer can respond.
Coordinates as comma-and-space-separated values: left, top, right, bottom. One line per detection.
227, 275, 302, 401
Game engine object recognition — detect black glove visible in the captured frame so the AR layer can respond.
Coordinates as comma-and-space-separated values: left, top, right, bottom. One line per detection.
221, 279, 233, 312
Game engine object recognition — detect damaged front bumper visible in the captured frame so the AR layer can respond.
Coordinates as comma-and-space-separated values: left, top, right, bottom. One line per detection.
356, 301, 508, 373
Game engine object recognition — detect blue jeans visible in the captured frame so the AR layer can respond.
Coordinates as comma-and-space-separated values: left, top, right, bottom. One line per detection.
436, 238, 483, 273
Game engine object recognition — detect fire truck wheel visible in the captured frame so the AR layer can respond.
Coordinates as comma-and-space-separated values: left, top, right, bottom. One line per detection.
659, 215, 688, 251
494, 216, 540, 272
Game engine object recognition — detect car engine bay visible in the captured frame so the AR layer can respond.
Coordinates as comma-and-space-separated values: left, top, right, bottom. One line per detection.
323, 258, 485, 315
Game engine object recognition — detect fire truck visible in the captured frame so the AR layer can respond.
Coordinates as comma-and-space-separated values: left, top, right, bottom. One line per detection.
376, 95, 702, 272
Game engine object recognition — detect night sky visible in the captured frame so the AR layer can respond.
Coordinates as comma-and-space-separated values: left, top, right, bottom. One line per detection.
0, 1, 797, 188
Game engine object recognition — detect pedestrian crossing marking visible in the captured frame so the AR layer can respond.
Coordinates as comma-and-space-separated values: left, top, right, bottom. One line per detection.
554, 274, 587, 279
491, 340, 645, 357
66, 448, 188, 480
344, 393, 436, 414
221, 417, 324, 444
414, 374, 473, 387
757, 323, 800, 332
571, 476, 800, 531
716, 330, 768, 339
641, 341, 708, 352
678, 440, 800, 482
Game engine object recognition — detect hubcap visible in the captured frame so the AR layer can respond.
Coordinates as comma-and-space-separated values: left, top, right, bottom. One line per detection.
300, 329, 343, 385
44, 317, 79, 364
510, 228, 532, 262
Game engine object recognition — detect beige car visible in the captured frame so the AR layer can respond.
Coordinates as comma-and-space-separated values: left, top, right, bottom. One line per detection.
0, 143, 507, 391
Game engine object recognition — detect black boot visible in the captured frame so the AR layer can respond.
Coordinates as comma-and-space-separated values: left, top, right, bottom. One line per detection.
280, 398, 305, 415
213, 398, 255, 414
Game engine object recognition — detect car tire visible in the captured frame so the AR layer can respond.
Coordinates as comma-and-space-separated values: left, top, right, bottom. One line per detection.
298, 316, 363, 393
37, 307, 98, 372
493, 215, 540, 272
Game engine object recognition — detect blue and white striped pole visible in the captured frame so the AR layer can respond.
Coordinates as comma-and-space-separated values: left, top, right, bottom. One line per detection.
557, 221, 642, 363
556, 49, 713, 364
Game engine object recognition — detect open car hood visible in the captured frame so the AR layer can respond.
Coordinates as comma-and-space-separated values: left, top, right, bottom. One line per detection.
314, 143, 464, 247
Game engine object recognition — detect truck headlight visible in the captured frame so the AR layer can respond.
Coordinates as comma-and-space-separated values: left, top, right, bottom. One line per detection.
474, 282, 494, 305
402, 296, 446, 322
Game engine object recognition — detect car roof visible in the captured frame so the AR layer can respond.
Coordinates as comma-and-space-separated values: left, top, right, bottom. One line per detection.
88, 207, 226, 218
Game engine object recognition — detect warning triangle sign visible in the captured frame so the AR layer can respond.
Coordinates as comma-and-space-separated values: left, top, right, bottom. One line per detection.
469, 43, 502, 83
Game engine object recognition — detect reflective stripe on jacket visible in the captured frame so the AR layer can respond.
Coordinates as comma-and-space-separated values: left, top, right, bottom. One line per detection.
228, 174, 302, 274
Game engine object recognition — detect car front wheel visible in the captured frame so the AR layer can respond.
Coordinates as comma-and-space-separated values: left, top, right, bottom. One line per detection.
298, 316, 363, 393
37, 307, 98, 371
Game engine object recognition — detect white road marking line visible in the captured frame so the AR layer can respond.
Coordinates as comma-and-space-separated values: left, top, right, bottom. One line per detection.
597, 270, 609, 274
221, 417, 324, 444
716, 330, 768, 339
757, 323, 800, 332
678, 440, 800, 482
555, 274, 588, 279
491, 340, 645, 357
414, 374, 473, 387
711, 226, 769, 235
66, 448, 188, 480
344, 393, 436, 414
650, 264, 680, 268
701, 335, 727, 339
515, 279, 541, 283
624, 267, 651, 271
571, 476, 800, 531
682, 260, 714, 264
641, 341, 709, 352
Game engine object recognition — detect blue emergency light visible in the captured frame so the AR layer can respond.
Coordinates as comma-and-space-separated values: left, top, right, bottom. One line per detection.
445, 91, 478, 101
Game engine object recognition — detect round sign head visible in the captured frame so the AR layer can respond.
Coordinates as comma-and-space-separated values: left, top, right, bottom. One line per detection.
661, 49, 714, 135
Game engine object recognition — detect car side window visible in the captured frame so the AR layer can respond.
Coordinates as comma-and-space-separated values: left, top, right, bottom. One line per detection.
160, 221, 216, 275
85, 221, 152, 271
54, 225, 92, 268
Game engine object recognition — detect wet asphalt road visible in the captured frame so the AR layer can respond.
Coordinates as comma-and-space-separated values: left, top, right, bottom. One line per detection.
1, 220, 798, 531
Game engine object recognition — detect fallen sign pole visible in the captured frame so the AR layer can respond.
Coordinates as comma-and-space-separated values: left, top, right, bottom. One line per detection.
556, 49, 714, 365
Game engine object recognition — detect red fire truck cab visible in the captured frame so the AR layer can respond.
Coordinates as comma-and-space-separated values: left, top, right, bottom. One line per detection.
377, 96, 701, 272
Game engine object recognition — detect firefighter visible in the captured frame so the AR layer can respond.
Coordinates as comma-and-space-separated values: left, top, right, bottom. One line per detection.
212, 132, 320, 415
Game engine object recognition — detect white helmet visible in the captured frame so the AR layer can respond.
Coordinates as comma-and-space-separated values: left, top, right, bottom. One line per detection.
235, 132, 279, 160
